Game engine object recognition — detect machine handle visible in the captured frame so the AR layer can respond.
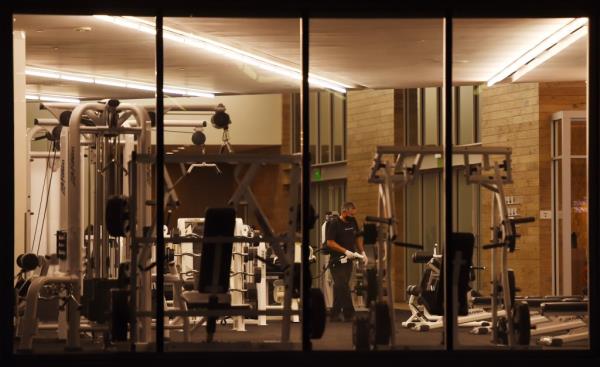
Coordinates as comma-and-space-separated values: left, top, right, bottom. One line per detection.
411, 251, 434, 263
393, 241, 424, 250
482, 242, 505, 250
511, 216, 535, 224
364, 216, 393, 225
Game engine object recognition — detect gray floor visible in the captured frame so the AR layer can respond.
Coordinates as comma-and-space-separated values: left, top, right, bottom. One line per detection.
14, 310, 588, 353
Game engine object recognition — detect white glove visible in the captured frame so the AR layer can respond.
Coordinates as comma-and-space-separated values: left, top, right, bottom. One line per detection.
344, 250, 355, 259
360, 251, 368, 264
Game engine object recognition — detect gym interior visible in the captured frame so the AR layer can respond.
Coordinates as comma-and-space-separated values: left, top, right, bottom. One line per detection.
5, 6, 597, 359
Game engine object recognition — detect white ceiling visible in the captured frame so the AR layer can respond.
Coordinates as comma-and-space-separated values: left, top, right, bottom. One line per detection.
12, 15, 587, 99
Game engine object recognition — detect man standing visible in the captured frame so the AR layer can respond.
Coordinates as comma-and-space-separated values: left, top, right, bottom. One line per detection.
325, 202, 368, 322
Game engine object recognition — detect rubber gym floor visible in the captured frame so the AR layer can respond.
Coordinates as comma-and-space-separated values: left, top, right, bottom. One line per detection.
14, 309, 588, 353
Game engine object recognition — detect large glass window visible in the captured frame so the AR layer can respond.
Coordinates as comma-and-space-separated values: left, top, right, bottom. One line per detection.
7, 8, 595, 358
454, 18, 589, 350
12, 14, 157, 354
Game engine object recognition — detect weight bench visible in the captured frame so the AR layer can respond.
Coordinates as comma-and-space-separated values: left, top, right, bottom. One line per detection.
180, 207, 251, 342
536, 301, 588, 346
403, 233, 479, 331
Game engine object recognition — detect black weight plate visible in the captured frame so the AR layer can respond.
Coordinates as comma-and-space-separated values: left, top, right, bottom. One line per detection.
353, 315, 370, 351
513, 301, 531, 346
366, 268, 378, 305
369, 301, 391, 345
309, 288, 326, 339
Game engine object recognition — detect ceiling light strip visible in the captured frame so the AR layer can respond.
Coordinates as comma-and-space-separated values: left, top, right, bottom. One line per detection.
487, 18, 588, 87
26, 93, 81, 104
25, 67, 215, 98
511, 26, 588, 82
95, 15, 350, 93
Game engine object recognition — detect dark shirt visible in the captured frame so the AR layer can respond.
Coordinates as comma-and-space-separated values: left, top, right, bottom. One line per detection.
325, 216, 359, 259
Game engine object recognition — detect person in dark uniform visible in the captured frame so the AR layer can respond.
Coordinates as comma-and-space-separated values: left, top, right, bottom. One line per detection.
325, 202, 368, 322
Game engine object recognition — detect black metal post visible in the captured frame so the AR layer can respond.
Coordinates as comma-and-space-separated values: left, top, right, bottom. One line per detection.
587, 13, 598, 354
155, 13, 165, 353
443, 14, 454, 351
301, 14, 312, 352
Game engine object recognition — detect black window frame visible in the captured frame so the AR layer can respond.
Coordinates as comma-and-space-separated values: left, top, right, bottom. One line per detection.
2, 2, 598, 363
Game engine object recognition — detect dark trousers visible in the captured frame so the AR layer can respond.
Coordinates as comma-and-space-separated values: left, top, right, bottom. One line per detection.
330, 260, 355, 317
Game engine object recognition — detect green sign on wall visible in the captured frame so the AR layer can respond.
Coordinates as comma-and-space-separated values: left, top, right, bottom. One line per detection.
313, 168, 322, 181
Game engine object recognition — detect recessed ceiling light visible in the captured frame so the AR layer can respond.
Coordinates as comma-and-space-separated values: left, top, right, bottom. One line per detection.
35, 29, 45, 33
178, 68, 185, 71
75, 26, 93, 32
52, 47, 59, 51
455, 59, 470, 64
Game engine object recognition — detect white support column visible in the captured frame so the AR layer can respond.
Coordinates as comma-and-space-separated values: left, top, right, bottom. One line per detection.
14, 30, 27, 276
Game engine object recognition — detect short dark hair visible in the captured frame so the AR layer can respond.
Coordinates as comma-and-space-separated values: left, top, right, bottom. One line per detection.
341, 202, 356, 212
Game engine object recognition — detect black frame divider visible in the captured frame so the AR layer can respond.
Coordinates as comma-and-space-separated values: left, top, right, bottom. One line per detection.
443, 13, 455, 351
155, 13, 165, 354
301, 14, 312, 352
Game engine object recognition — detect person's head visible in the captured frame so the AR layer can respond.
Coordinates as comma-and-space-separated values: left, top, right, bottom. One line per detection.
340, 202, 357, 219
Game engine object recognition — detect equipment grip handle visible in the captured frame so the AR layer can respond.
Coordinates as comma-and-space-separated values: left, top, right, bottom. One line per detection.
364, 216, 392, 224
482, 242, 504, 250
511, 216, 535, 224
393, 241, 424, 250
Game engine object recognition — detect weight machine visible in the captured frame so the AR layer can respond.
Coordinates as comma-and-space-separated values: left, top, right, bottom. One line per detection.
353, 144, 534, 350
15, 100, 221, 352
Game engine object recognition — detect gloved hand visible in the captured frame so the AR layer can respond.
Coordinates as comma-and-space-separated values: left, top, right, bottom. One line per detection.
360, 251, 368, 264
344, 250, 356, 259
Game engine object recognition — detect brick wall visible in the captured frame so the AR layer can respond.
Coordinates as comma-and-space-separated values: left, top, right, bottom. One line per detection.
480, 83, 541, 295
480, 81, 586, 296
346, 89, 407, 301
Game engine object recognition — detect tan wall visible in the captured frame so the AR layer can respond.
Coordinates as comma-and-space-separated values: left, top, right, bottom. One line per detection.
480, 83, 541, 296
346, 89, 407, 301
480, 81, 586, 296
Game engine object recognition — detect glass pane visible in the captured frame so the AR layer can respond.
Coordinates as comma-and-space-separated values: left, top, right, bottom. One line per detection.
424, 88, 439, 145
320, 92, 332, 163
458, 86, 475, 145
405, 177, 422, 289
163, 16, 301, 351
406, 89, 420, 145
13, 14, 157, 354
310, 92, 318, 164
571, 120, 586, 156
555, 119, 562, 156
422, 173, 440, 251
311, 18, 444, 351
455, 18, 589, 350
571, 159, 587, 294
333, 93, 345, 161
